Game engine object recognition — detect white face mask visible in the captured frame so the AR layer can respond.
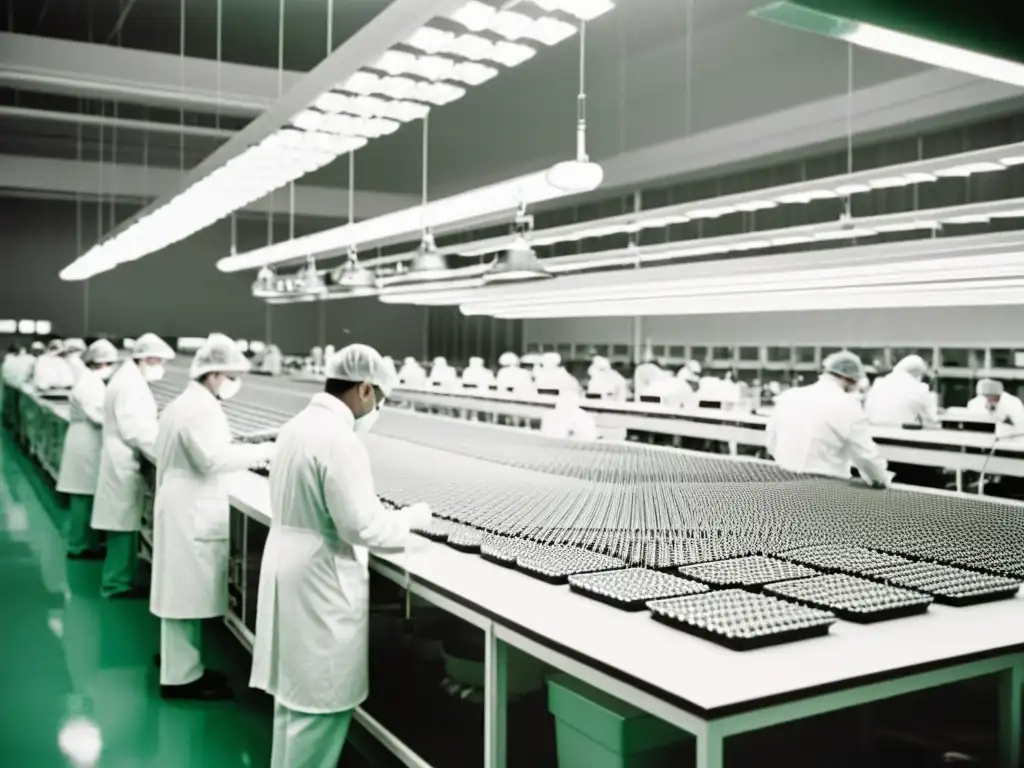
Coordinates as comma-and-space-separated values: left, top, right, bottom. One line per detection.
219, 377, 242, 400
96, 366, 114, 381
353, 388, 383, 434
141, 362, 165, 382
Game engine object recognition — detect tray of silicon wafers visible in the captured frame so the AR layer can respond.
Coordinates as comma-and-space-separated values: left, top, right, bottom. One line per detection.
677, 555, 820, 590
480, 535, 548, 568
862, 562, 1021, 606
776, 544, 913, 577
764, 574, 932, 623
516, 546, 627, 584
647, 589, 837, 651
569, 568, 709, 610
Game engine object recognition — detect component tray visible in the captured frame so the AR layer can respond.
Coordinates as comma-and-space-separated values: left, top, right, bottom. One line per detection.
647, 610, 833, 651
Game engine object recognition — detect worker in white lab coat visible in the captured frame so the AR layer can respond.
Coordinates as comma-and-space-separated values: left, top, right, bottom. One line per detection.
309, 346, 324, 375
428, 356, 457, 386
151, 334, 273, 700
30, 339, 76, 391
460, 356, 495, 389
640, 368, 693, 408
92, 332, 176, 598
259, 343, 284, 376
398, 356, 427, 387
541, 390, 599, 441
633, 351, 664, 399
495, 352, 534, 394
586, 356, 628, 401
63, 338, 89, 382
864, 354, 938, 428
968, 379, 1024, 434
56, 340, 120, 559
535, 352, 579, 393
766, 351, 890, 487
251, 343, 432, 768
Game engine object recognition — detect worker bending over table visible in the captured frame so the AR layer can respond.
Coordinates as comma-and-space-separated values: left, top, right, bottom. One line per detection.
251, 343, 432, 768
969, 378, 1024, 434
766, 350, 890, 488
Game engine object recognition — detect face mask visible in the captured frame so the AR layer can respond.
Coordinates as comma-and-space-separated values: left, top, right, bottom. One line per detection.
96, 366, 114, 381
142, 362, 165, 382
219, 377, 242, 400
353, 388, 382, 434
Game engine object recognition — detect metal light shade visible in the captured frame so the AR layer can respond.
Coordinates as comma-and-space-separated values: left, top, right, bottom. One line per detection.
406, 232, 449, 275
484, 236, 552, 283
331, 256, 378, 292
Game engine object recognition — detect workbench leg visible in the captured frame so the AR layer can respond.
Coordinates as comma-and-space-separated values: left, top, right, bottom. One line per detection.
997, 663, 1023, 768
696, 729, 724, 768
955, 469, 963, 494
484, 624, 507, 768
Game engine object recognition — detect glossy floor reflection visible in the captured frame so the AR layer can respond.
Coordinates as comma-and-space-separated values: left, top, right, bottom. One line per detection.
0, 435, 277, 767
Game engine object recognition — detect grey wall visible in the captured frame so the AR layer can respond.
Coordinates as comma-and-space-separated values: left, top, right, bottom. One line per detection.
0, 197, 427, 356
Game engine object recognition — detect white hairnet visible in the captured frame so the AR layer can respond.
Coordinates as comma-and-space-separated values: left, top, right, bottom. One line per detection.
47, 339, 64, 354
591, 356, 610, 372
64, 338, 87, 354
403, 357, 417, 365
132, 333, 176, 360
84, 339, 119, 365
328, 343, 398, 395
190, 333, 251, 379
30, 341, 45, 352
894, 354, 929, 378
432, 357, 447, 367
978, 378, 1004, 397
499, 352, 519, 367
823, 350, 865, 383
543, 352, 561, 367
687, 360, 702, 375
469, 357, 484, 367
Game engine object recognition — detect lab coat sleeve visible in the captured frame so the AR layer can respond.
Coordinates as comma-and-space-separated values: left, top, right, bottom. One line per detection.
765, 412, 780, 458
179, 415, 271, 476
916, 391, 940, 428
319, 438, 411, 551
113, 384, 159, 456
1005, 396, 1024, 430
844, 410, 890, 487
77, 377, 105, 425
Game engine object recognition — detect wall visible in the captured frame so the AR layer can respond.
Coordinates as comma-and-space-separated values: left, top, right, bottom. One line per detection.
524, 307, 1024, 350
0, 198, 427, 357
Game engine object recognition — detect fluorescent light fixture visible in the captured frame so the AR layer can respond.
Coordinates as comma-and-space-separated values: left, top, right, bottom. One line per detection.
34, 320, 52, 335
0, 320, 16, 333
378, 276, 486, 304
483, 235, 552, 283
528, 0, 616, 22
751, 2, 1024, 88
176, 337, 207, 352
18, 320, 35, 334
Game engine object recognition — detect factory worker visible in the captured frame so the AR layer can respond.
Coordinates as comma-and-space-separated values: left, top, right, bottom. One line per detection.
633, 351, 663, 398
586, 356, 628, 401
30, 340, 45, 357
1, 346, 22, 385
495, 352, 534, 393
31, 339, 76, 391
461, 356, 494, 388
678, 360, 701, 387
968, 379, 1024, 433
428, 356, 457, 386
865, 354, 939, 428
398, 356, 427, 387
324, 345, 336, 371
641, 368, 694, 408
56, 340, 120, 560
309, 346, 324, 374
63, 338, 89, 382
541, 390, 598, 441
534, 352, 578, 393
251, 343, 432, 768
151, 334, 273, 701
260, 343, 283, 376
766, 351, 890, 488
92, 332, 176, 599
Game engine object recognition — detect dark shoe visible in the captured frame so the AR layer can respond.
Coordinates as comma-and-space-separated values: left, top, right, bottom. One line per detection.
67, 549, 104, 561
152, 655, 224, 682
161, 671, 234, 701
108, 585, 150, 600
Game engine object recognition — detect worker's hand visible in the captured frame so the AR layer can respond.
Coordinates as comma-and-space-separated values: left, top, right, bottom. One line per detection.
403, 502, 433, 530
257, 441, 277, 462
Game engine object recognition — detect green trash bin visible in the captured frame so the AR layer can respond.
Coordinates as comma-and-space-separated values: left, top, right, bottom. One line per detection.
547, 674, 692, 768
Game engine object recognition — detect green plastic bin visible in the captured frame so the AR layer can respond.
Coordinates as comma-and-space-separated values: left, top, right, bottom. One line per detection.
547, 674, 692, 768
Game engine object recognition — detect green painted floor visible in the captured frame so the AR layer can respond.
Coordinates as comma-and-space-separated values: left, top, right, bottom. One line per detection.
0, 434, 278, 767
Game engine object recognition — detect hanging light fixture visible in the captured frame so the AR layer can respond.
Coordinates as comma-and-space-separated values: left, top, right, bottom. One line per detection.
332, 247, 378, 292
252, 265, 278, 297
395, 114, 452, 282
484, 204, 552, 284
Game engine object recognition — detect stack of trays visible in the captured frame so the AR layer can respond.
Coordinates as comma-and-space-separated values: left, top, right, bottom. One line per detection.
648, 590, 836, 650
765, 574, 932, 623
517, 546, 626, 584
678, 555, 820, 590
569, 568, 709, 610
778, 544, 912, 576
864, 562, 1021, 606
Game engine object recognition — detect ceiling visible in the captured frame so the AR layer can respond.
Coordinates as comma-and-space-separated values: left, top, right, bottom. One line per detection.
1, 0, 1021, 218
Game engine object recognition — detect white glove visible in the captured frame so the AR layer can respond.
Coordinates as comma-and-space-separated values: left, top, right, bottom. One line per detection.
403, 502, 432, 530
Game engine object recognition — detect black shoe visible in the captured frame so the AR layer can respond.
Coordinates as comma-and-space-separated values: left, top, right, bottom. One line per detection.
67, 549, 104, 561
161, 671, 234, 701
108, 585, 150, 600
152, 656, 224, 681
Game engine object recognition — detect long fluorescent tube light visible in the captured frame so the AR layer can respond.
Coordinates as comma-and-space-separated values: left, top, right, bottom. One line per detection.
217, 167, 602, 272
60, 0, 613, 282
751, 2, 1024, 88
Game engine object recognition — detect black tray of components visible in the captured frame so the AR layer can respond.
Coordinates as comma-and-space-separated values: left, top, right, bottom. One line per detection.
446, 526, 487, 553
764, 574, 932, 624
677, 555, 821, 590
480, 536, 543, 569
775, 544, 913, 577
516, 546, 626, 585
647, 590, 836, 651
568, 568, 709, 611
864, 562, 1021, 607
412, 519, 469, 543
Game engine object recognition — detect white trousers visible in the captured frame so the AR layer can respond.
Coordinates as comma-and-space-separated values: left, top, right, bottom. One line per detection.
160, 618, 203, 686
270, 700, 353, 768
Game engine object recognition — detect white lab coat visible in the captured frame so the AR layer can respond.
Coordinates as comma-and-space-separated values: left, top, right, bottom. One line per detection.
92, 360, 160, 532
1, 355, 17, 386
56, 369, 107, 496
251, 394, 416, 714
428, 365, 457, 386
495, 366, 534, 394
461, 365, 495, 389
534, 365, 579, 393
587, 368, 628, 401
642, 376, 694, 409
68, 355, 89, 383
151, 382, 270, 619
30, 354, 75, 391
633, 363, 663, 395
766, 376, 890, 486
260, 347, 283, 376
864, 371, 938, 427
541, 403, 598, 441
967, 393, 1024, 431
398, 362, 426, 387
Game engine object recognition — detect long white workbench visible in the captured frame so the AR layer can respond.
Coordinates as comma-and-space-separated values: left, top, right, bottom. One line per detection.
7, 380, 1024, 768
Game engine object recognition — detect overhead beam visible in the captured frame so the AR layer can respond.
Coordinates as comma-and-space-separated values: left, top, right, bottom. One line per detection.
0, 155, 420, 220
0, 32, 301, 116
0, 105, 236, 139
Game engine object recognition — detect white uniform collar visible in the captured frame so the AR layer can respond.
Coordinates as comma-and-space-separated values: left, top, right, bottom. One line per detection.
310, 392, 356, 430
186, 379, 218, 403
